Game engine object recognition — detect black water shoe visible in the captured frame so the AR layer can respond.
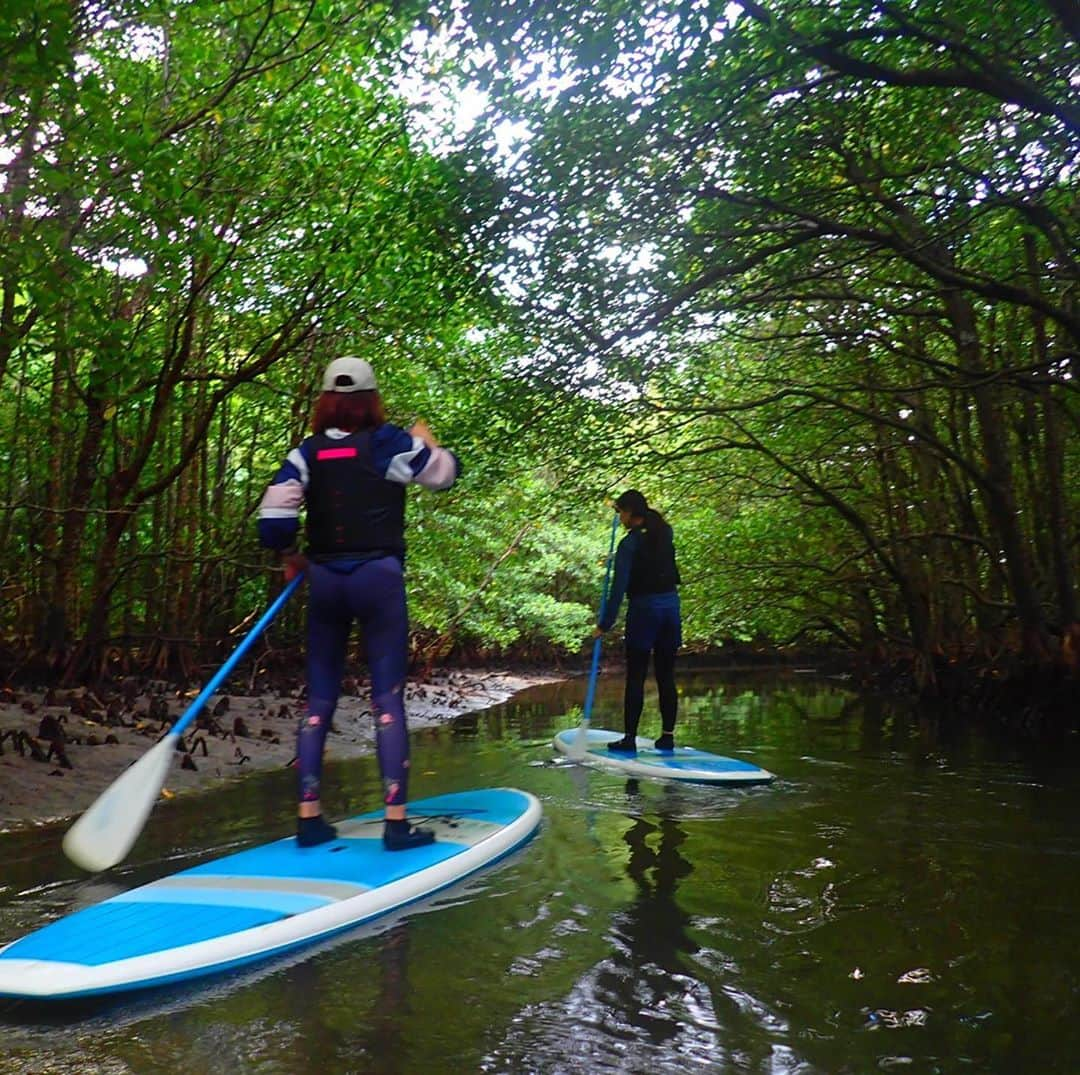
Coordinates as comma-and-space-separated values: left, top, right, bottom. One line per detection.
297, 815, 338, 847
654, 732, 675, 752
383, 819, 435, 851
607, 737, 638, 753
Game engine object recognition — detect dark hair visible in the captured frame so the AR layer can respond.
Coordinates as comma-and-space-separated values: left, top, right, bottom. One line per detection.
312, 389, 386, 434
614, 489, 648, 516
615, 489, 669, 540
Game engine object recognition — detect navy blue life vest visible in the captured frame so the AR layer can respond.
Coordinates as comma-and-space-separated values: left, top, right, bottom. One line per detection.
627, 524, 681, 596
303, 431, 406, 561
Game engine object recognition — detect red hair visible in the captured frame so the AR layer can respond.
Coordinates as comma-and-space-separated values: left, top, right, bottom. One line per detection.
312, 390, 386, 434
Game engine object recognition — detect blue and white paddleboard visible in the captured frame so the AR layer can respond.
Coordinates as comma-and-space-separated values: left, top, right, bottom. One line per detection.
0, 787, 540, 1000
554, 728, 774, 785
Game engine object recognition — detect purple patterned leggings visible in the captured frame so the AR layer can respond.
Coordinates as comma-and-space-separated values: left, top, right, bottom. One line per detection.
298, 557, 410, 807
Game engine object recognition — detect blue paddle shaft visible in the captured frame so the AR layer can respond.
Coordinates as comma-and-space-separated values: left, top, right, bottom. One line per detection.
583, 514, 620, 722
172, 574, 303, 740
582, 638, 602, 720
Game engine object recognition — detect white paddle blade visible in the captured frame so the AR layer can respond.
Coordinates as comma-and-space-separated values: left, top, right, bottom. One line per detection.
62, 733, 179, 872
568, 722, 589, 760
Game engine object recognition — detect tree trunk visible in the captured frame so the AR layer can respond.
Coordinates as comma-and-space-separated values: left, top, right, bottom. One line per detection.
944, 292, 1051, 663
1025, 235, 1077, 648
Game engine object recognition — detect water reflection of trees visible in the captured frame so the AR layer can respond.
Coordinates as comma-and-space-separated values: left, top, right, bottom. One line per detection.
280, 920, 412, 1074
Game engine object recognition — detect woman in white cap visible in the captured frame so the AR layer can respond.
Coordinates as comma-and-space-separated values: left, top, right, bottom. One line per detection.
258, 357, 459, 849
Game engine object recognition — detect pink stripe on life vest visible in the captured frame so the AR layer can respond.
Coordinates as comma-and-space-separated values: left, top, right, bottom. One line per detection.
316, 447, 358, 460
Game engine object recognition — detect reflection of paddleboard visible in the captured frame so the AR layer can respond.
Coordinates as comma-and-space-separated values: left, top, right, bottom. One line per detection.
0, 788, 541, 1000
554, 728, 774, 785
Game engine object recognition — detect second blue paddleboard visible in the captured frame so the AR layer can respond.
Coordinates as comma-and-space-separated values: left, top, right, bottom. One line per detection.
554, 728, 774, 785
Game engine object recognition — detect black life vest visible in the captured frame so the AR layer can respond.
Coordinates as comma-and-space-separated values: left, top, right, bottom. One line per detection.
627, 523, 681, 596
303, 431, 406, 561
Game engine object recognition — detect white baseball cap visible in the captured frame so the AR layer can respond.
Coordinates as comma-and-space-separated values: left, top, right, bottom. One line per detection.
321, 356, 377, 393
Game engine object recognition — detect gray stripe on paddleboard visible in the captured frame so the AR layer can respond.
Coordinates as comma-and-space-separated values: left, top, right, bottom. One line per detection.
144, 875, 368, 900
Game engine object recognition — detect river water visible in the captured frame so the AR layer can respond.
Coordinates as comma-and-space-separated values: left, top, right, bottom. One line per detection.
1, 670, 1078, 1074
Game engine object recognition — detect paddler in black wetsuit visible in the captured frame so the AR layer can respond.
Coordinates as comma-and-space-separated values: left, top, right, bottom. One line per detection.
595, 490, 682, 753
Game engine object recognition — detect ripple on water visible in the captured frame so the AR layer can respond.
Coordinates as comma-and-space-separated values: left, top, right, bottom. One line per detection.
479, 957, 732, 1074
896, 967, 934, 985
865, 1007, 931, 1029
